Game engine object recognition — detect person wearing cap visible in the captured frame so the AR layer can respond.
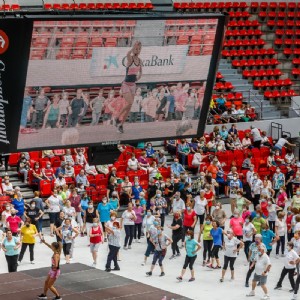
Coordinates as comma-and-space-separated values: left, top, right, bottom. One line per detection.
275, 241, 299, 293
220, 229, 243, 282
246, 246, 271, 299
105, 221, 121, 272
245, 234, 267, 287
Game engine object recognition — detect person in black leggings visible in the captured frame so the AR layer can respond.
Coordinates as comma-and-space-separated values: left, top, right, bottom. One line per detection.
220, 229, 244, 282
168, 212, 183, 259
176, 230, 201, 282
275, 242, 298, 292
201, 215, 213, 265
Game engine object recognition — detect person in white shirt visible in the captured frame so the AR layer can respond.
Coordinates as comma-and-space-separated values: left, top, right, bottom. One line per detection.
274, 135, 296, 153
275, 241, 299, 291
220, 229, 244, 282
171, 192, 186, 214
250, 125, 262, 148
54, 172, 66, 188
193, 190, 207, 232
247, 246, 271, 299
127, 154, 140, 171
250, 173, 263, 209
275, 212, 286, 257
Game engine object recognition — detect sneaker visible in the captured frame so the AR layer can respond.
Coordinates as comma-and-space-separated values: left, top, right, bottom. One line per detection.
137, 240, 141, 243
176, 276, 183, 281
188, 277, 195, 282
169, 255, 176, 260
281, 254, 285, 257
290, 289, 295, 293
230, 277, 234, 282
246, 290, 255, 297
37, 294, 47, 300
159, 272, 165, 277
31, 261, 35, 264
91, 262, 97, 268
276, 254, 279, 259
104, 238, 107, 242
105, 268, 111, 272
176, 253, 181, 257
202, 261, 206, 266
128, 246, 132, 249
220, 278, 224, 282
216, 265, 222, 269
292, 294, 297, 300
141, 262, 145, 266
245, 282, 249, 288
274, 285, 282, 290
53, 297, 62, 300
113, 267, 120, 271
207, 264, 213, 269
80, 232, 84, 237
146, 271, 152, 276
261, 295, 270, 300
18, 261, 21, 266
123, 246, 128, 250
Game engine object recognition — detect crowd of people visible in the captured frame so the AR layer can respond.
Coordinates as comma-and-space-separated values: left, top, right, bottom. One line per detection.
208, 94, 257, 124
20, 82, 206, 133
1, 124, 300, 299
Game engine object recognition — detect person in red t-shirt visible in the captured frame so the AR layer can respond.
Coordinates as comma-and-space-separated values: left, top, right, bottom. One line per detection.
42, 162, 56, 181
6, 209, 23, 236
89, 218, 103, 267
286, 207, 294, 242
182, 203, 197, 242
204, 185, 215, 215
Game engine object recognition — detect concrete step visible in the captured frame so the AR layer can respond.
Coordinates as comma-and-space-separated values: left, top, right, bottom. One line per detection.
225, 79, 250, 85
222, 74, 243, 80
218, 68, 239, 75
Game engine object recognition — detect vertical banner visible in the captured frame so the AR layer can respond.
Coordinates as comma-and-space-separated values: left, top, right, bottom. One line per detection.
0, 18, 32, 153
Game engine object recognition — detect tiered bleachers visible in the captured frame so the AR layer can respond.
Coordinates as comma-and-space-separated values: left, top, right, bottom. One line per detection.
30, 20, 136, 60
164, 18, 217, 56
9, 146, 171, 200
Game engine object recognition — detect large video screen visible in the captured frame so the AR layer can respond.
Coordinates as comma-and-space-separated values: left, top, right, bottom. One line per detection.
14, 16, 223, 151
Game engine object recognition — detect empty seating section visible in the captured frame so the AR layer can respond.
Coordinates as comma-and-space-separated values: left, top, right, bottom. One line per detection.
214, 1, 299, 103
30, 20, 136, 60
43, 1, 154, 10
164, 18, 217, 56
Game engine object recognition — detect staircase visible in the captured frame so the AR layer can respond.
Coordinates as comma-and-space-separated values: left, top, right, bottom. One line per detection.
218, 59, 282, 119
0, 168, 34, 201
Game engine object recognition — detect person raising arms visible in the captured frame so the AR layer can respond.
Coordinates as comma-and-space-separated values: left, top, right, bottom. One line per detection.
115, 41, 143, 133
38, 239, 62, 300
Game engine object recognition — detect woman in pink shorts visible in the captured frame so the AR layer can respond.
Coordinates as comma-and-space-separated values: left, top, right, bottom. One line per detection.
38, 239, 62, 300
116, 41, 143, 133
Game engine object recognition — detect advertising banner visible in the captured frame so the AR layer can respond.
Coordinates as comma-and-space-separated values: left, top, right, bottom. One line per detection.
0, 19, 32, 153
90, 45, 189, 77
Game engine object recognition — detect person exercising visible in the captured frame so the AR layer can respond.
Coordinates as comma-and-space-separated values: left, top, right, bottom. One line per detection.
115, 41, 142, 133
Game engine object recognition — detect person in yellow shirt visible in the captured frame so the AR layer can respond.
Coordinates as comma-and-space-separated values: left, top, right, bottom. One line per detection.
18, 218, 38, 264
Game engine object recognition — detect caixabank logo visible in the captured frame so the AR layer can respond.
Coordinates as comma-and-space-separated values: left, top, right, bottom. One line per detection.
0, 30, 9, 55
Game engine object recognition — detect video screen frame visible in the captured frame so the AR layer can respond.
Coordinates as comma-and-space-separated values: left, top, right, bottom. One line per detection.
15, 13, 226, 151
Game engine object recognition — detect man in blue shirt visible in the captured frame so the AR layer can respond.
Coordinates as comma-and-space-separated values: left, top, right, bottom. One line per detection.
75, 169, 89, 188
171, 158, 185, 177
145, 143, 155, 158
216, 93, 226, 113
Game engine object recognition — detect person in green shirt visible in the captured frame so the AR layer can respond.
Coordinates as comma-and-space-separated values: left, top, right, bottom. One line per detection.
236, 190, 252, 214
200, 215, 213, 266
252, 213, 266, 234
